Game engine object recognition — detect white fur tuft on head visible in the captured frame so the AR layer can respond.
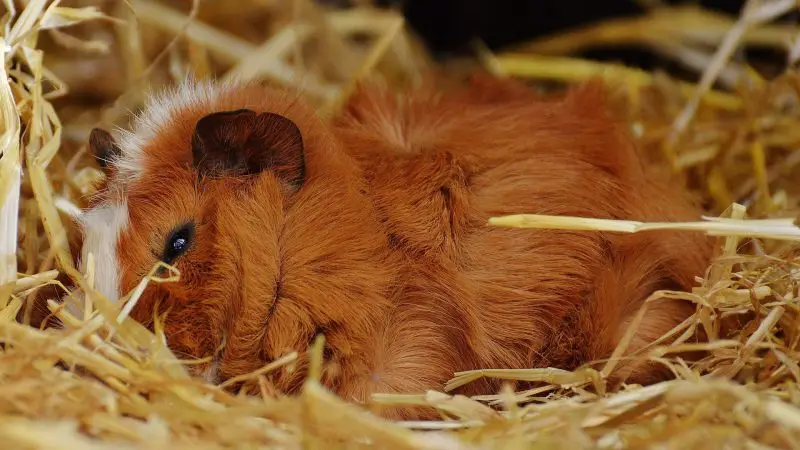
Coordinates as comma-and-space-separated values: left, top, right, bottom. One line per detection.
110, 77, 238, 185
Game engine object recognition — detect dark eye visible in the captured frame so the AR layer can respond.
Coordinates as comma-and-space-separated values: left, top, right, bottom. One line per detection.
162, 222, 195, 265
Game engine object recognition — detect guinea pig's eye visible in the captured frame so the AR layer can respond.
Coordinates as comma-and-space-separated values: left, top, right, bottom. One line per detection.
162, 222, 195, 265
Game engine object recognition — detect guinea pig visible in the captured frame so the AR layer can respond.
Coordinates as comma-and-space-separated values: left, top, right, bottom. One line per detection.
76, 74, 712, 419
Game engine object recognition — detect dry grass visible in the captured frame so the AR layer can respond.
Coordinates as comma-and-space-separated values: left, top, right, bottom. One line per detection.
3, 0, 800, 448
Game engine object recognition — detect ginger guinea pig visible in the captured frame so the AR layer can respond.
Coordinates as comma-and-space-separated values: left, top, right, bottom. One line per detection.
77, 75, 712, 419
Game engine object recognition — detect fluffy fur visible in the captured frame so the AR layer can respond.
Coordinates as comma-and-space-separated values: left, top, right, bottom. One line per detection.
112, 79, 232, 186
77, 202, 130, 304
79, 75, 713, 420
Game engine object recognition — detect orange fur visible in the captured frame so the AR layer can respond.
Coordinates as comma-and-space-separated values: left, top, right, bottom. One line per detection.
80, 75, 713, 419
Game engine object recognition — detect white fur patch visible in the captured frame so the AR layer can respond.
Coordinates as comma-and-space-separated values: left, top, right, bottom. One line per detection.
77, 202, 130, 305
201, 359, 221, 385
111, 77, 235, 185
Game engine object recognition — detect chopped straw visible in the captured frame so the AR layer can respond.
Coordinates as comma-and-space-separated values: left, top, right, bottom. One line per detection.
3, 0, 800, 448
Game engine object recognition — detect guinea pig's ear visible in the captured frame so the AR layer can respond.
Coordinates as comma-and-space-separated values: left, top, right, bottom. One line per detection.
89, 128, 121, 173
191, 109, 305, 189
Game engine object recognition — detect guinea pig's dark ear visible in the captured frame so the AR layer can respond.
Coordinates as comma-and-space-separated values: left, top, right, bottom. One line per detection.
89, 128, 121, 173
191, 109, 305, 189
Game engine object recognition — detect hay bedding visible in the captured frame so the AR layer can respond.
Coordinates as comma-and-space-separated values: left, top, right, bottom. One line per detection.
3, 0, 800, 448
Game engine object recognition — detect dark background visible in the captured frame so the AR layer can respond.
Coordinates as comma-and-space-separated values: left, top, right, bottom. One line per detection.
324, 0, 795, 74
391, 0, 748, 58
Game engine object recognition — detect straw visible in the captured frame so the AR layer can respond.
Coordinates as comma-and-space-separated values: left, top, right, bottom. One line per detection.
4, 0, 800, 448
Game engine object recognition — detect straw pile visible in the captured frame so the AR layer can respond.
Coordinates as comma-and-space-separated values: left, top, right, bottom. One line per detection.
3, 0, 800, 448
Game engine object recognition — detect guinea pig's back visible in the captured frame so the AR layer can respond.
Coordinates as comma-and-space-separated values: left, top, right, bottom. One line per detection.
332, 76, 712, 386
332, 77, 654, 260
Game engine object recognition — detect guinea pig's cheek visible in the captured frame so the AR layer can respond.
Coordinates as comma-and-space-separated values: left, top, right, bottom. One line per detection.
161, 312, 221, 379
155, 281, 190, 304
126, 284, 167, 326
